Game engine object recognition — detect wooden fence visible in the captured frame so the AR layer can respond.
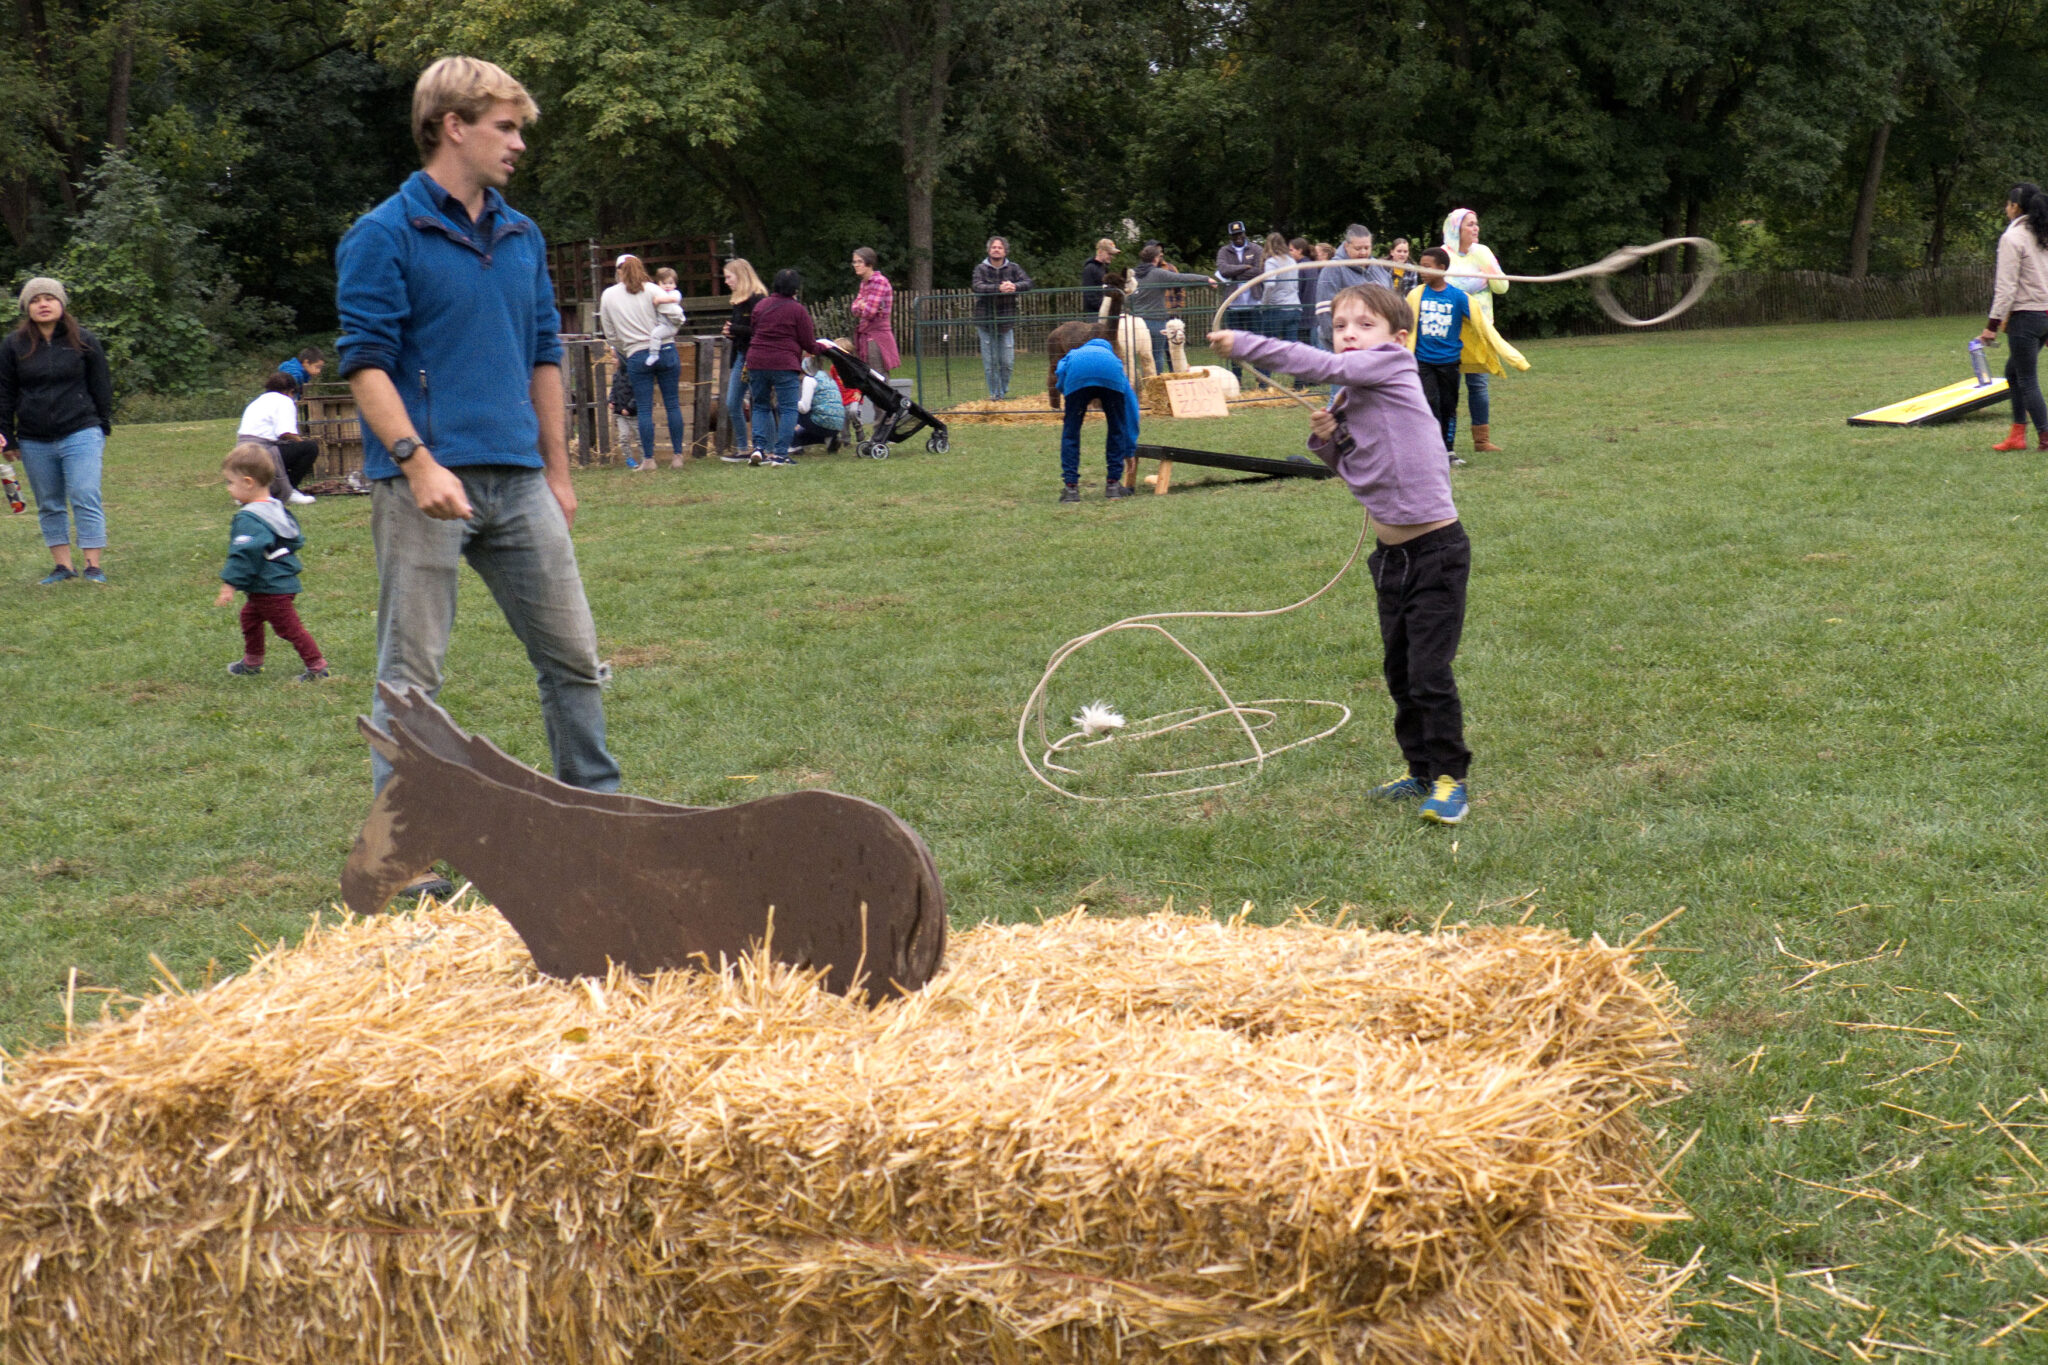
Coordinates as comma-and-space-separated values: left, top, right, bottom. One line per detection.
290, 335, 741, 478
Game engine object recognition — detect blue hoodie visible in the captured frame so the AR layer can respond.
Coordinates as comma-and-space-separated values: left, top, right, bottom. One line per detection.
1054, 338, 1141, 433
335, 171, 565, 481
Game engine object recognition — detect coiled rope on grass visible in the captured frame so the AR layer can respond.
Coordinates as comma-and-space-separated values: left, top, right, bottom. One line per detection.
1019, 239, 1720, 802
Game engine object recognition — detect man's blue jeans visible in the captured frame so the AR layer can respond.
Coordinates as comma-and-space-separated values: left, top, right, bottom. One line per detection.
18, 427, 106, 549
370, 466, 619, 795
628, 344, 684, 464
977, 324, 1015, 399
747, 369, 805, 456
1060, 386, 1135, 486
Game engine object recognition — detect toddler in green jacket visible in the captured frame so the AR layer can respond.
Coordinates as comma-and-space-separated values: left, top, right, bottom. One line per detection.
215, 443, 329, 680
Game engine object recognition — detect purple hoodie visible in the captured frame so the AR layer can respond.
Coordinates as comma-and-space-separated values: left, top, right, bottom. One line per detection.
1230, 335, 1457, 527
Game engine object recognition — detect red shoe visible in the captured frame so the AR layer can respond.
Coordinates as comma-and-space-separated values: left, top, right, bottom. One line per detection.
2038, 432, 2048, 451
1993, 423, 2028, 451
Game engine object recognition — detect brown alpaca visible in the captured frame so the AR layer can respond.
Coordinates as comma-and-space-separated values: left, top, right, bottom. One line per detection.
1044, 272, 1127, 408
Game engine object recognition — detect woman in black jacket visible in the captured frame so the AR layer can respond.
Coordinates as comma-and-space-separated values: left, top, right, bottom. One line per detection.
0, 278, 112, 583
717, 258, 767, 461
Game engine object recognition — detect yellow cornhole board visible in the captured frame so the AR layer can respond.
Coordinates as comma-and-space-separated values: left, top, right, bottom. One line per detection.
1848, 376, 2010, 427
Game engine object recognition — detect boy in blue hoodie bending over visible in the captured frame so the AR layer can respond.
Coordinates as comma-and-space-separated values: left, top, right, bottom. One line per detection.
216, 443, 329, 680
1053, 336, 1140, 503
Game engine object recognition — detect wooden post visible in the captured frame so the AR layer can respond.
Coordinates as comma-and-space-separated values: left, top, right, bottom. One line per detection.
691, 337, 716, 460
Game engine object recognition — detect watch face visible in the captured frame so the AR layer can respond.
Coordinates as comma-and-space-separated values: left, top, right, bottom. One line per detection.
392, 438, 418, 462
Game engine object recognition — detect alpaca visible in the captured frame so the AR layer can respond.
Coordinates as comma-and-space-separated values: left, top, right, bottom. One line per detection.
1044, 272, 1130, 408
1108, 313, 1155, 385
1157, 317, 1242, 397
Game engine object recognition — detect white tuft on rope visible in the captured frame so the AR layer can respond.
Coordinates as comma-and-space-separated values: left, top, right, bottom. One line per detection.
1019, 238, 1721, 801
1073, 702, 1128, 737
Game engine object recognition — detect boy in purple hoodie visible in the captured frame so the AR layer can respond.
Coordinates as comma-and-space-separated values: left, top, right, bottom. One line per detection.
1209, 283, 1471, 824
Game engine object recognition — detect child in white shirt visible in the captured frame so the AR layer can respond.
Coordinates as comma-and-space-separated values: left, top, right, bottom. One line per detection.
646, 267, 686, 366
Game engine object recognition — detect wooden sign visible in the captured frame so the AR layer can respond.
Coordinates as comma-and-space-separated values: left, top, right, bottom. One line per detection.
343, 684, 947, 1003
1164, 376, 1231, 419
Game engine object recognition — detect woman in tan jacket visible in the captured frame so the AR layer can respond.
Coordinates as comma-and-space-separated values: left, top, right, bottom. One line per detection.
1982, 183, 2048, 451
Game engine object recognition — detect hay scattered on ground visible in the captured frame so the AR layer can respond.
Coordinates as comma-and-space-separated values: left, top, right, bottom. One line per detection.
0, 905, 1691, 1363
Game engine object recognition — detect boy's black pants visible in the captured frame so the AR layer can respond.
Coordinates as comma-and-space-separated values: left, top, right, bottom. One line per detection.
1416, 361, 1461, 451
1369, 521, 1471, 782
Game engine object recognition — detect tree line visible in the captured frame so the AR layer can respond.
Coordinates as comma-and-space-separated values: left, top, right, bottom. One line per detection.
4, 0, 2045, 389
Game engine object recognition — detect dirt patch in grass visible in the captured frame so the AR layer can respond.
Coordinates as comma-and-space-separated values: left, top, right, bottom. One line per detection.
607, 643, 678, 669
107, 862, 327, 916
811, 594, 909, 614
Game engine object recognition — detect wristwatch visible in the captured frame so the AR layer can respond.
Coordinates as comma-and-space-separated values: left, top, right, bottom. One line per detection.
390, 436, 421, 464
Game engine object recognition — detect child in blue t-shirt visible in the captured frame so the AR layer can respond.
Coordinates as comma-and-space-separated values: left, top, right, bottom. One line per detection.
1412, 247, 1470, 457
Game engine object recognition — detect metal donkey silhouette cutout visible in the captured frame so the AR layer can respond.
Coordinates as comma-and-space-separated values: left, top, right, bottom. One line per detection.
342, 684, 947, 1002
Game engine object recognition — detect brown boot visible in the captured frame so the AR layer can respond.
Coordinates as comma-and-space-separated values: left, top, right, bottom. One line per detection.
1471, 423, 1503, 453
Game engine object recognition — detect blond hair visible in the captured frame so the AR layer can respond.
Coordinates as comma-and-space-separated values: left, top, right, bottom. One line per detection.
724, 257, 767, 305
1094, 237, 1117, 256
412, 56, 539, 160
223, 443, 279, 485
655, 266, 678, 286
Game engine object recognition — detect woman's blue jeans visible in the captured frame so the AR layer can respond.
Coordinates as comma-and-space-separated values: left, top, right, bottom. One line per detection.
723, 348, 751, 449
18, 426, 106, 549
1464, 372, 1490, 425
747, 368, 805, 455
627, 344, 684, 463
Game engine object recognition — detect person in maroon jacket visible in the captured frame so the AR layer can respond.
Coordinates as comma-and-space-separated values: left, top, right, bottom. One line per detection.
744, 269, 830, 466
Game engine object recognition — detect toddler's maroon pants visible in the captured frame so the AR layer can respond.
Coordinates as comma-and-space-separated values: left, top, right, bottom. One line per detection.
240, 592, 325, 669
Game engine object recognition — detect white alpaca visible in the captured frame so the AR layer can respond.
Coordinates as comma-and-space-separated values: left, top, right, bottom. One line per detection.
1162, 317, 1188, 372
1154, 318, 1241, 397
1106, 312, 1156, 383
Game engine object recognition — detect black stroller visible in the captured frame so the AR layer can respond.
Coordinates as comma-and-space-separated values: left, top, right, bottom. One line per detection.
823, 343, 949, 459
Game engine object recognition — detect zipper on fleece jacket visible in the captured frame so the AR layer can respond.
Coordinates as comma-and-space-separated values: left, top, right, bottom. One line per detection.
418, 368, 434, 445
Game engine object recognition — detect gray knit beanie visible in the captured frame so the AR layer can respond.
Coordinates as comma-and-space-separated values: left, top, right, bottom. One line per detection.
17, 277, 66, 312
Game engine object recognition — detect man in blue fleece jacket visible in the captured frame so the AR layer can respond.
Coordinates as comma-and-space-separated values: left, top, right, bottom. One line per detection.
1053, 336, 1140, 502
336, 55, 620, 814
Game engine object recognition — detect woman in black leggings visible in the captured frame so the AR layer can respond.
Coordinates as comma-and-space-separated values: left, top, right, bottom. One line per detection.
1983, 182, 2048, 451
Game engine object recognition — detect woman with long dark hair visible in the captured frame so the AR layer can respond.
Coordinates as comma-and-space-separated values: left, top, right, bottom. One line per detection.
0, 278, 113, 583
1983, 182, 2048, 451
744, 269, 824, 466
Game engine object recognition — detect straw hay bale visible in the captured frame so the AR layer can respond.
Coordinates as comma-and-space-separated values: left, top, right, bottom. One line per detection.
0, 906, 1689, 1364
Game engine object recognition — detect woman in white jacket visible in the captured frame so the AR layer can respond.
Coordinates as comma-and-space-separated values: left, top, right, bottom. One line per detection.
599, 255, 686, 469
1443, 209, 1508, 454
1981, 183, 2048, 452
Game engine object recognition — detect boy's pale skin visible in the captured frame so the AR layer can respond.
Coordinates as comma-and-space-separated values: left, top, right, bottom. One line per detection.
1209, 297, 1455, 545
347, 98, 572, 528
214, 470, 271, 606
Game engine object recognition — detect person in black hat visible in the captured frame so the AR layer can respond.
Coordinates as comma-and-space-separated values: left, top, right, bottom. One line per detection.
1213, 221, 1266, 381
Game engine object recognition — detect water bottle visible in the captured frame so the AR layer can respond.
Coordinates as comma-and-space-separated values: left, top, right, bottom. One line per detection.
0, 463, 21, 514
1969, 338, 1993, 387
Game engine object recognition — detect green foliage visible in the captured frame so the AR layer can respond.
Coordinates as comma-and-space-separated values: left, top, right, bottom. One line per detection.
44, 153, 289, 396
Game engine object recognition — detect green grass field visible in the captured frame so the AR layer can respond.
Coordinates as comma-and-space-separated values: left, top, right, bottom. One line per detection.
4, 315, 2045, 1359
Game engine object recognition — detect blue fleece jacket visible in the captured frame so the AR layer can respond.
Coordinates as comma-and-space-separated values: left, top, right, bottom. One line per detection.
1054, 338, 1141, 432
335, 171, 565, 481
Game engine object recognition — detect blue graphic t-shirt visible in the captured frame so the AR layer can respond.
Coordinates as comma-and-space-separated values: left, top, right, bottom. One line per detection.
1414, 285, 1470, 365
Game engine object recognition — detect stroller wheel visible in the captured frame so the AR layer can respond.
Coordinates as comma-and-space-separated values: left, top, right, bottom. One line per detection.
925, 432, 950, 454
861, 441, 890, 460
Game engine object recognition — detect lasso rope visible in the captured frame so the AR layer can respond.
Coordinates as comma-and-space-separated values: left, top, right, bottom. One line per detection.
1019, 238, 1720, 801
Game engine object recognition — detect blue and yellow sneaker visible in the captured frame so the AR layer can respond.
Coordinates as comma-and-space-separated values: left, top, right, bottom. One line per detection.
1368, 775, 1428, 801
1419, 776, 1469, 825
